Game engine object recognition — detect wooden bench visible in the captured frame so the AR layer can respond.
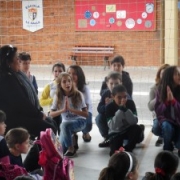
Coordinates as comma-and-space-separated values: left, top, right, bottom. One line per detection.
70, 45, 115, 70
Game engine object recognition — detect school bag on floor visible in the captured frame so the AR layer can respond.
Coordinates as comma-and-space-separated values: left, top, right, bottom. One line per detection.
0, 163, 28, 180
37, 128, 75, 180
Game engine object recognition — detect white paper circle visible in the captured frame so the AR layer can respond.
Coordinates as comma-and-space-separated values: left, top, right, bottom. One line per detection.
90, 19, 96, 26
93, 12, 99, 19
142, 12, 147, 19
125, 18, 135, 29
137, 18, 142, 24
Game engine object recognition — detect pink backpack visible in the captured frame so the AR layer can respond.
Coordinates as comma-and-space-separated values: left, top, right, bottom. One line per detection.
0, 163, 28, 180
37, 128, 74, 180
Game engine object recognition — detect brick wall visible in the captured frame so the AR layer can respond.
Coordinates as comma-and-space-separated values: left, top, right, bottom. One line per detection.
0, 0, 162, 66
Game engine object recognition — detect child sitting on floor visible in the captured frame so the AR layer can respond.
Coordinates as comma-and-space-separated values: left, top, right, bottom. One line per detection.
0, 110, 10, 163
96, 71, 131, 147
98, 147, 139, 180
100, 55, 133, 98
143, 151, 178, 180
106, 85, 144, 156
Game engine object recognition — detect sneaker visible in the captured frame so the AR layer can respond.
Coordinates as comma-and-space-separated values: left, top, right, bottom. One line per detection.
64, 150, 76, 158
99, 140, 110, 148
82, 133, 91, 142
139, 124, 145, 132
155, 137, 163, 147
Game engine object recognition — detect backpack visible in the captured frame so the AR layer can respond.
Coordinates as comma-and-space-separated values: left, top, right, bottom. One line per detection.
37, 128, 74, 180
0, 163, 28, 180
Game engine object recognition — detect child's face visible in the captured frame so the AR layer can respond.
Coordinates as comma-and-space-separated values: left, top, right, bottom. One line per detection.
68, 68, 78, 85
0, 122, 6, 136
113, 91, 127, 106
173, 68, 180, 86
111, 63, 123, 72
61, 75, 73, 94
107, 78, 122, 92
20, 60, 30, 72
53, 66, 64, 79
16, 138, 30, 154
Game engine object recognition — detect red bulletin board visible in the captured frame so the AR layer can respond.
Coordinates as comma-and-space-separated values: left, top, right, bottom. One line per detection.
75, 0, 156, 31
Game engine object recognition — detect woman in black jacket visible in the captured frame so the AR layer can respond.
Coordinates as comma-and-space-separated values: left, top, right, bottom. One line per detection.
0, 45, 57, 138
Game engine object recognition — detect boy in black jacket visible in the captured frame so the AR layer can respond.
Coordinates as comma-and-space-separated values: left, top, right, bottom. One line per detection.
106, 85, 144, 156
100, 55, 133, 98
96, 72, 131, 147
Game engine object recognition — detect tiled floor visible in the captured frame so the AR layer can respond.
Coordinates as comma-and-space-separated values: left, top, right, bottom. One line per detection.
73, 124, 180, 180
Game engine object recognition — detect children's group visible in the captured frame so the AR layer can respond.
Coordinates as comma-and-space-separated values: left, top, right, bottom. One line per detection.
0, 44, 180, 180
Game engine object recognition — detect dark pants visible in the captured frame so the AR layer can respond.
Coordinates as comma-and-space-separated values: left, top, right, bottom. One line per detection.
109, 125, 142, 156
53, 115, 62, 135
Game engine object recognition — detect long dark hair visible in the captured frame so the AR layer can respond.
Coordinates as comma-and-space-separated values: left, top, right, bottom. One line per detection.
143, 151, 178, 180
158, 66, 180, 102
67, 65, 86, 92
0, 45, 17, 75
98, 152, 138, 180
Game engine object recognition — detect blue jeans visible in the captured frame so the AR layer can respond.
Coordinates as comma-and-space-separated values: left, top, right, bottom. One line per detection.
95, 114, 108, 138
152, 119, 162, 136
82, 112, 92, 134
161, 121, 180, 150
59, 118, 86, 153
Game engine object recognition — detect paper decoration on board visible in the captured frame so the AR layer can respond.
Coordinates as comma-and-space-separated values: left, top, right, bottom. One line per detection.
137, 18, 142, 24
84, 11, 92, 19
146, 3, 154, 13
92, 6, 96, 11
22, 0, 43, 32
93, 12, 99, 19
75, 0, 156, 31
117, 21, 122, 26
125, 18, 135, 29
145, 20, 152, 28
78, 19, 87, 28
142, 12, 148, 19
90, 19, 96, 26
109, 17, 115, 24
116, 10, 126, 19
106, 5, 116, 12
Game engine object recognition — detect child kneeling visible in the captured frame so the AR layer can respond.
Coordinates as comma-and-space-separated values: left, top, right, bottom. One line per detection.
105, 85, 144, 156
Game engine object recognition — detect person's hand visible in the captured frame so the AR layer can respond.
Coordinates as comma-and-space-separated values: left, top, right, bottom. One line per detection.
61, 96, 68, 113
167, 86, 174, 101
66, 97, 71, 110
42, 112, 47, 121
105, 97, 112, 105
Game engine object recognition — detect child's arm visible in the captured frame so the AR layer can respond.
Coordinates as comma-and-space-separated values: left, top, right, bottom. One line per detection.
49, 96, 66, 117
39, 84, 53, 106
67, 94, 88, 118
97, 91, 111, 114
106, 101, 138, 133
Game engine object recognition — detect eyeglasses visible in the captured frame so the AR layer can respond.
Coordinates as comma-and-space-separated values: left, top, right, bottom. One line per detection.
6, 45, 14, 56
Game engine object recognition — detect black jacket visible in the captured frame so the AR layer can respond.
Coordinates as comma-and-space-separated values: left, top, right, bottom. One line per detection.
0, 72, 56, 137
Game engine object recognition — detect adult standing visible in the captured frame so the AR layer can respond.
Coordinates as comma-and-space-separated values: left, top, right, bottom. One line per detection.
0, 45, 57, 138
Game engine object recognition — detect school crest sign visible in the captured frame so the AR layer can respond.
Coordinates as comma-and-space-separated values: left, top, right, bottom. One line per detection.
22, 0, 43, 32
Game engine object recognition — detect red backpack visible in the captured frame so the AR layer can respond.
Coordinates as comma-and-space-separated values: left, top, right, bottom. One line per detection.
0, 163, 28, 180
37, 128, 74, 180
